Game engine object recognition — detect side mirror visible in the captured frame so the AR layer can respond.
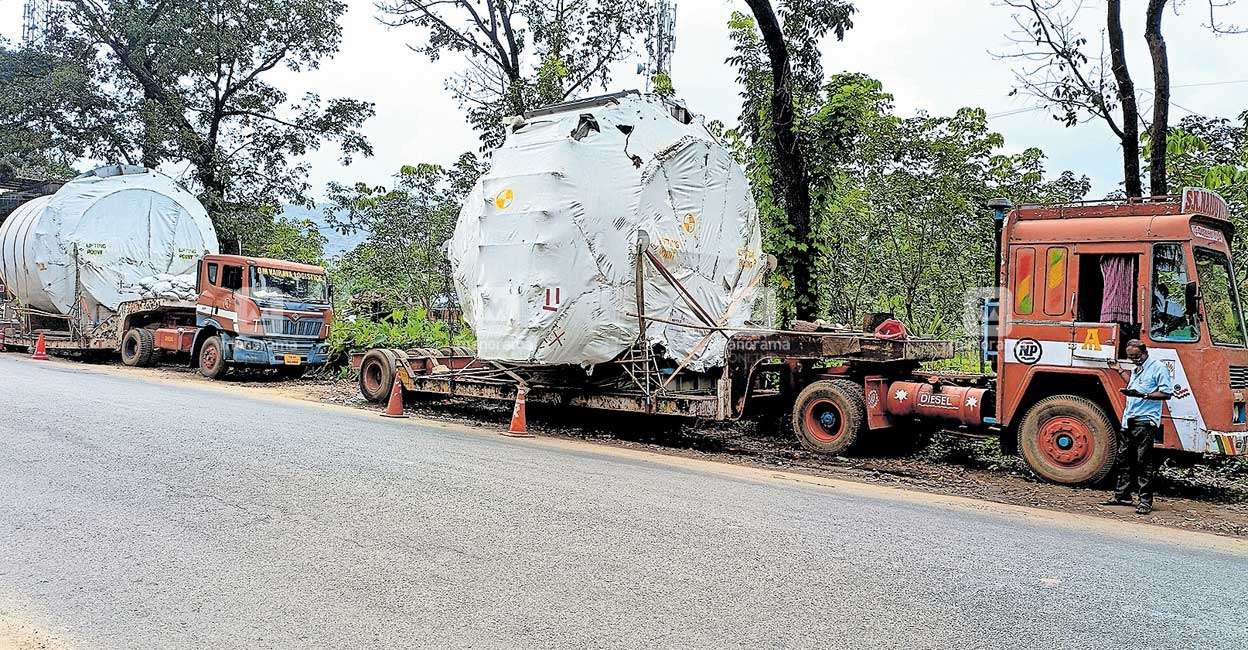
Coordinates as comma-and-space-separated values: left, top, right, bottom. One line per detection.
1185, 281, 1200, 316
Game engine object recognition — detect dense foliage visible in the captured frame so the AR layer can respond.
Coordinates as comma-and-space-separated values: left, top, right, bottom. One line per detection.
379, 0, 651, 148
727, 14, 1089, 336
1162, 113, 1248, 289
6, 1, 374, 254
325, 156, 482, 316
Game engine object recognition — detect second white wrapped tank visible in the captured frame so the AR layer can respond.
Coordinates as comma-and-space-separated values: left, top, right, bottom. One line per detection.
0, 165, 218, 315
448, 92, 764, 370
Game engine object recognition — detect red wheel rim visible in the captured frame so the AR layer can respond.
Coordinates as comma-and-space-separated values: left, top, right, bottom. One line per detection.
1037, 416, 1093, 467
362, 360, 384, 394
802, 398, 845, 443
201, 343, 219, 370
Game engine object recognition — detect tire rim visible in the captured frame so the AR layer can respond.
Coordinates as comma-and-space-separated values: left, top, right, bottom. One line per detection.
201, 343, 219, 371
803, 398, 844, 443
362, 359, 384, 394
123, 335, 137, 360
1037, 416, 1093, 467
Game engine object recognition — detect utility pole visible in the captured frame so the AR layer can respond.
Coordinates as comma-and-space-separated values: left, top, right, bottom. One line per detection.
640, 0, 677, 92
22, 0, 53, 49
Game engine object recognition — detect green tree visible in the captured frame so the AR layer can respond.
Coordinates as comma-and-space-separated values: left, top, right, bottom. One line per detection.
0, 40, 122, 181
53, 0, 375, 252
726, 62, 1087, 337
1159, 113, 1248, 287
727, 3, 855, 322
378, 0, 652, 148
327, 155, 483, 314
258, 217, 329, 265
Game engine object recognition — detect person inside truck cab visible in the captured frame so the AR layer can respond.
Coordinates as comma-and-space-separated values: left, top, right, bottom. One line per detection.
1104, 340, 1174, 515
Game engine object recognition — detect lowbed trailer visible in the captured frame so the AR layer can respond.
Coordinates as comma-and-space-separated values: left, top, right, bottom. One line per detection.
353, 330, 959, 424
353, 190, 1248, 487
0, 294, 198, 363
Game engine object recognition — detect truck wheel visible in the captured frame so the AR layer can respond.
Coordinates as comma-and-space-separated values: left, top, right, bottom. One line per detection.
1017, 395, 1117, 486
198, 335, 229, 380
791, 379, 866, 456
121, 328, 156, 367
359, 349, 395, 403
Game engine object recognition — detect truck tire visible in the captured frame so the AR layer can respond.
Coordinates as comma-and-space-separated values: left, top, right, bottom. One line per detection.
359, 349, 395, 403
1017, 394, 1118, 486
198, 335, 229, 380
791, 379, 866, 456
121, 328, 156, 367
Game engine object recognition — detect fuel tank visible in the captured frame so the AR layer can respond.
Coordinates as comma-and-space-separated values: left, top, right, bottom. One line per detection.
883, 381, 988, 427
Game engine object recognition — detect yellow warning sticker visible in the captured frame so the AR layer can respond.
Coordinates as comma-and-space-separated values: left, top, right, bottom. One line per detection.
495, 188, 514, 209
681, 213, 698, 234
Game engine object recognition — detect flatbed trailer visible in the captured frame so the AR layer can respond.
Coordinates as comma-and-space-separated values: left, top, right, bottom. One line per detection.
352, 330, 965, 433
353, 190, 1248, 487
0, 294, 198, 361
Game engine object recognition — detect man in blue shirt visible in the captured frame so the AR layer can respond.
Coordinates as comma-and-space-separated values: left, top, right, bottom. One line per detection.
1105, 340, 1174, 514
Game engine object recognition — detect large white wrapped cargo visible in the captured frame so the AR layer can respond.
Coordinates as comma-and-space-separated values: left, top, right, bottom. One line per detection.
0, 165, 218, 315
449, 92, 764, 370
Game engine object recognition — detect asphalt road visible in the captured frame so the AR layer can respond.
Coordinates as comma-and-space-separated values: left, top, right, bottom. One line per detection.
1, 354, 1246, 649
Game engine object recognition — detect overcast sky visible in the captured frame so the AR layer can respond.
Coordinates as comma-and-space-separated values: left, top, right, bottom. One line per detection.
3, 0, 1247, 201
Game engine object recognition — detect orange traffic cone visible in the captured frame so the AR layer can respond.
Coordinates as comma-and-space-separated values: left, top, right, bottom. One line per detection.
380, 378, 408, 418
30, 332, 49, 361
503, 387, 533, 438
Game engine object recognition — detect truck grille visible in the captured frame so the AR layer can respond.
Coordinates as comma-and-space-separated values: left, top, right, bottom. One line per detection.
271, 340, 317, 353
1230, 366, 1248, 390
261, 317, 322, 338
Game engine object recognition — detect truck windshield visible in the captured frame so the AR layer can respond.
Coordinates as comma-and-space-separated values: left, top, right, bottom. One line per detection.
1150, 244, 1198, 342
1194, 248, 1247, 347
249, 267, 328, 304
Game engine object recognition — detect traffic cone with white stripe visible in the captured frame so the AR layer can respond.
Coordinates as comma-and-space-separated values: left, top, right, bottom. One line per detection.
503, 387, 533, 438
380, 377, 407, 418
30, 333, 49, 361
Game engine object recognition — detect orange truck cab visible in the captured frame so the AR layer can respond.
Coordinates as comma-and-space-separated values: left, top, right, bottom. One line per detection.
986, 188, 1248, 483
182, 254, 333, 378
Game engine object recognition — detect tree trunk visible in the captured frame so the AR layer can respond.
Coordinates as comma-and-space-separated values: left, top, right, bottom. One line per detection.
1106, 0, 1144, 198
139, 59, 161, 169
743, 0, 817, 321
1145, 0, 1170, 197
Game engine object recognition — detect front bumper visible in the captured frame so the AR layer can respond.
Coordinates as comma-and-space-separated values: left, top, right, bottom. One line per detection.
229, 336, 329, 366
1206, 431, 1248, 456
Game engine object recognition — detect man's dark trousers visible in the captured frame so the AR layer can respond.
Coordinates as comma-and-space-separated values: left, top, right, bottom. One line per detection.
1114, 418, 1159, 507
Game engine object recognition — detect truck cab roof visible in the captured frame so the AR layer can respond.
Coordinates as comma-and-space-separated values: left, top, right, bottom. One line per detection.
202, 254, 325, 275
1007, 188, 1234, 246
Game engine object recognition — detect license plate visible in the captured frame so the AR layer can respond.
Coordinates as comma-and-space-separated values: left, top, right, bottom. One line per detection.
283, 354, 302, 366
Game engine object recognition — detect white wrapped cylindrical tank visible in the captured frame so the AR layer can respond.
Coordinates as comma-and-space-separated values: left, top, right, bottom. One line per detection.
0, 165, 218, 315
449, 92, 764, 371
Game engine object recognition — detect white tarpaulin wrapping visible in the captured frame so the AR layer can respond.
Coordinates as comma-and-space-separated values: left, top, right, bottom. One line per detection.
449, 93, 764, 370
0, 166, 218, 315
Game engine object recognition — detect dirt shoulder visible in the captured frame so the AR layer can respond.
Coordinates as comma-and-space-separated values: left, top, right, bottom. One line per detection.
19, 353, 1248, 540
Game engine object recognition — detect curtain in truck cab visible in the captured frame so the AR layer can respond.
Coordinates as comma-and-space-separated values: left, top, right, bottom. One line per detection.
1100, 255, 1135, 323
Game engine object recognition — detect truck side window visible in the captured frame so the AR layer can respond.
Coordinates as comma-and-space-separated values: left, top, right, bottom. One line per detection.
1013, 247, 1035, 315
206, 263, 219, 286
1151, 243, 1197, 342
1043, 247, 1068, 316
222, 265, 244, 291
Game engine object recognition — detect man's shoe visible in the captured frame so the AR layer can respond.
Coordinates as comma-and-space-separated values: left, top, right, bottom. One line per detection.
1135, 504, 1153, 515
1101, 498, 1132, 506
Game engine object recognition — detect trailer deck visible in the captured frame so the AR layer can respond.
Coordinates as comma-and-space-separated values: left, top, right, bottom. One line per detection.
353, 330, 958, 421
